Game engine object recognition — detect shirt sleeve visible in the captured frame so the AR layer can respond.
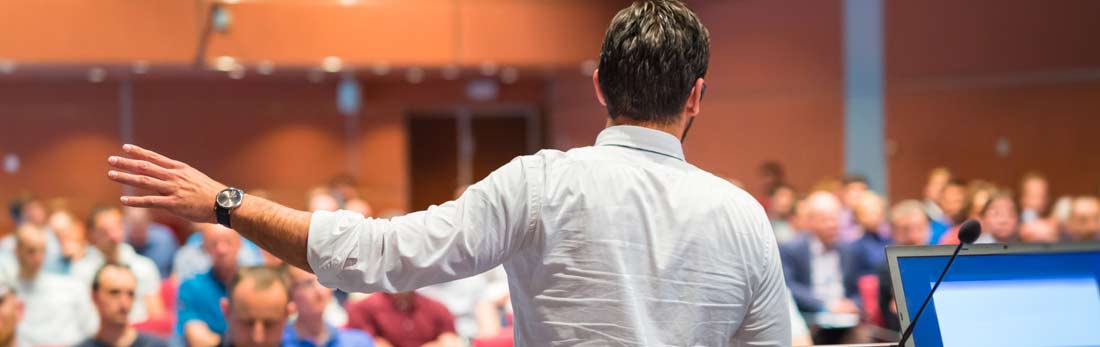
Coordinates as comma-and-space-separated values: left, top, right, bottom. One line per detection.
307, 156, 539, 293
732, 210, 793, 347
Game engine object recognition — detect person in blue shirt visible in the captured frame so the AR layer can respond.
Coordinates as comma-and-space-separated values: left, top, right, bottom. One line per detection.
282, 266, 373, 347
174, 223, 242, 347
124, 207, 179, 278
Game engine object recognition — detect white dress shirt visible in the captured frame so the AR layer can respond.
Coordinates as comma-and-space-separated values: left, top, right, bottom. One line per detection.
308, 125, 791, 346
8, 272, 98, 346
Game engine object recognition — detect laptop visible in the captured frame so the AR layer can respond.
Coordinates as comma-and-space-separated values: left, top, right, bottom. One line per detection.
886, 242, 1100, 347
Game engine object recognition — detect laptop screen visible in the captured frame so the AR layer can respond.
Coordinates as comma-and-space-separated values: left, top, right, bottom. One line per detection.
895, 250, 1100, 347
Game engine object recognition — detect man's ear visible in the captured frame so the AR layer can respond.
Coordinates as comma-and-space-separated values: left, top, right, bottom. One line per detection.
685, 78, 705, 116
592, 69, 607, 107
286, 302, 297, 317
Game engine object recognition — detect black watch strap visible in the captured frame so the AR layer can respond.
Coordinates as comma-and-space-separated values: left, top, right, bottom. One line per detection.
216, 206, 232, 228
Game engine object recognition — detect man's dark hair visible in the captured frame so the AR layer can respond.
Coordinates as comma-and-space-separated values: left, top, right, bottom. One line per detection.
598, 0, 709, 124
92, 262, 135, 292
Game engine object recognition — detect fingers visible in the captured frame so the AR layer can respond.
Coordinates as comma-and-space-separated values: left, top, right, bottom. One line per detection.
108, 156, 172, 180
122, 144, 184, 169
108, 170, 175, 194
120, 195, 175, 209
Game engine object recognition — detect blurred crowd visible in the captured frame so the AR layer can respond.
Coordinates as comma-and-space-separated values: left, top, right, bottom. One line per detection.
0, 176, 512, 347
1, 165, 1097, 347
758, 165, 1100, 345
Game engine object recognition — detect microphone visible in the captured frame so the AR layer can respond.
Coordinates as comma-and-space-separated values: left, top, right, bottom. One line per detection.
896, 219, 982, 347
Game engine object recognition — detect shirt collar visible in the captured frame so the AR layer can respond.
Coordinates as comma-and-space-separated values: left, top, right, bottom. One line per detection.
595, 125, 685, 161
283, 323, 340, 347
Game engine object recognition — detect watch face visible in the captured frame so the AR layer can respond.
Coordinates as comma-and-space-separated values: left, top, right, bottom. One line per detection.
217, 188, 243, 209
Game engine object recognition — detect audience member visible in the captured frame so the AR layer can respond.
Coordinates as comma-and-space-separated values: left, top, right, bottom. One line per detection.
851, 192, 892, 269
222, 266, 294, 347
838, 175, 870, 243
1, 197, 66, 274
473, 277, 512, 340
780, 192, 867, 314
1019, 220, 1060, 243
976, 193, 1020, 244
779, 192, 870, 343
72, 205, 164, 322
47, 208, 95, 273
176, 223, 244, 347
4, 224, 97, 346
929, 179, 966, 244
347, 292, 460, 347
1064, 196, 1100, 241
876, 200, 931, 332
77, 264, 168, 347
125, 207, 179, 278
767, 184, 798, 243
172, 227, 264, 282
758, 161, 788, 202
921, 167, 952, 223
282, 266, 373, 347
344, 198, 373, 218
1018, 172, 1050, 223
327, 174, 361, 209
0, 282, 22, 347
308, 188, 340, 213
962, 181, 996, 221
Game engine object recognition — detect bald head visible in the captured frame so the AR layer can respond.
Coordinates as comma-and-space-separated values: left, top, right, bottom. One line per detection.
805, 192, 841, 246
1066, 196, 1100, 241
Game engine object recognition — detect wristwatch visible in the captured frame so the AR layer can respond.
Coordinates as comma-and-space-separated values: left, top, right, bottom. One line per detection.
215, 187, 245, 228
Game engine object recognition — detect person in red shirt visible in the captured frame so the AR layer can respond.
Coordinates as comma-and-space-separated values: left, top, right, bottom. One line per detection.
346, 292, 460, 347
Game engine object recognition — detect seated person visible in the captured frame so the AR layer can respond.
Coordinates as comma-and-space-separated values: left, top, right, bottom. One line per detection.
71, 205, 164, 322
1064, 196, 1100, 241
124, 207, 179, 278
876, 200, 931, 332
851, 192, 892, 269
347, 292, 460, 347
5, 224, 97, 346
1, 197, 65, 274
1019, 220, 1060, 243
77, 263, 168, 347
172, 226, 263, 282
222, 265, 294, 347
175, 224, 244, 347
779, 192, 871, 343
941, 192, 1019, 244
282, 266, 373, 347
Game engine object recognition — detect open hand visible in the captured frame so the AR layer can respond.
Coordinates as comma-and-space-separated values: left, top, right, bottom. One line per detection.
107, 144, 227, 223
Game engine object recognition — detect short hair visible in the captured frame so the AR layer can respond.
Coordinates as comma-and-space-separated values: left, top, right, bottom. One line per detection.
1020, 171, 1047, 185
92, 263, 136, 292
228, 265, 291, 302
86, 205, 121, 231
981, 191, 1017, 217
928, 167, 952, 180
597, 0, 709, 124
891, 200, 927, 223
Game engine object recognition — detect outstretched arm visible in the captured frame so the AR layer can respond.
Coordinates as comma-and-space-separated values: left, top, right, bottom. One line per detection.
107, 144, 313, 271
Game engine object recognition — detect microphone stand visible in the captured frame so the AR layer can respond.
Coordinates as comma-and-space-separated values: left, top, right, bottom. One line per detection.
896, 242, 965, 346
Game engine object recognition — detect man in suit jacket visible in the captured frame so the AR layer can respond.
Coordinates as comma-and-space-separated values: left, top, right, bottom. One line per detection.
779, 191, 870, 315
